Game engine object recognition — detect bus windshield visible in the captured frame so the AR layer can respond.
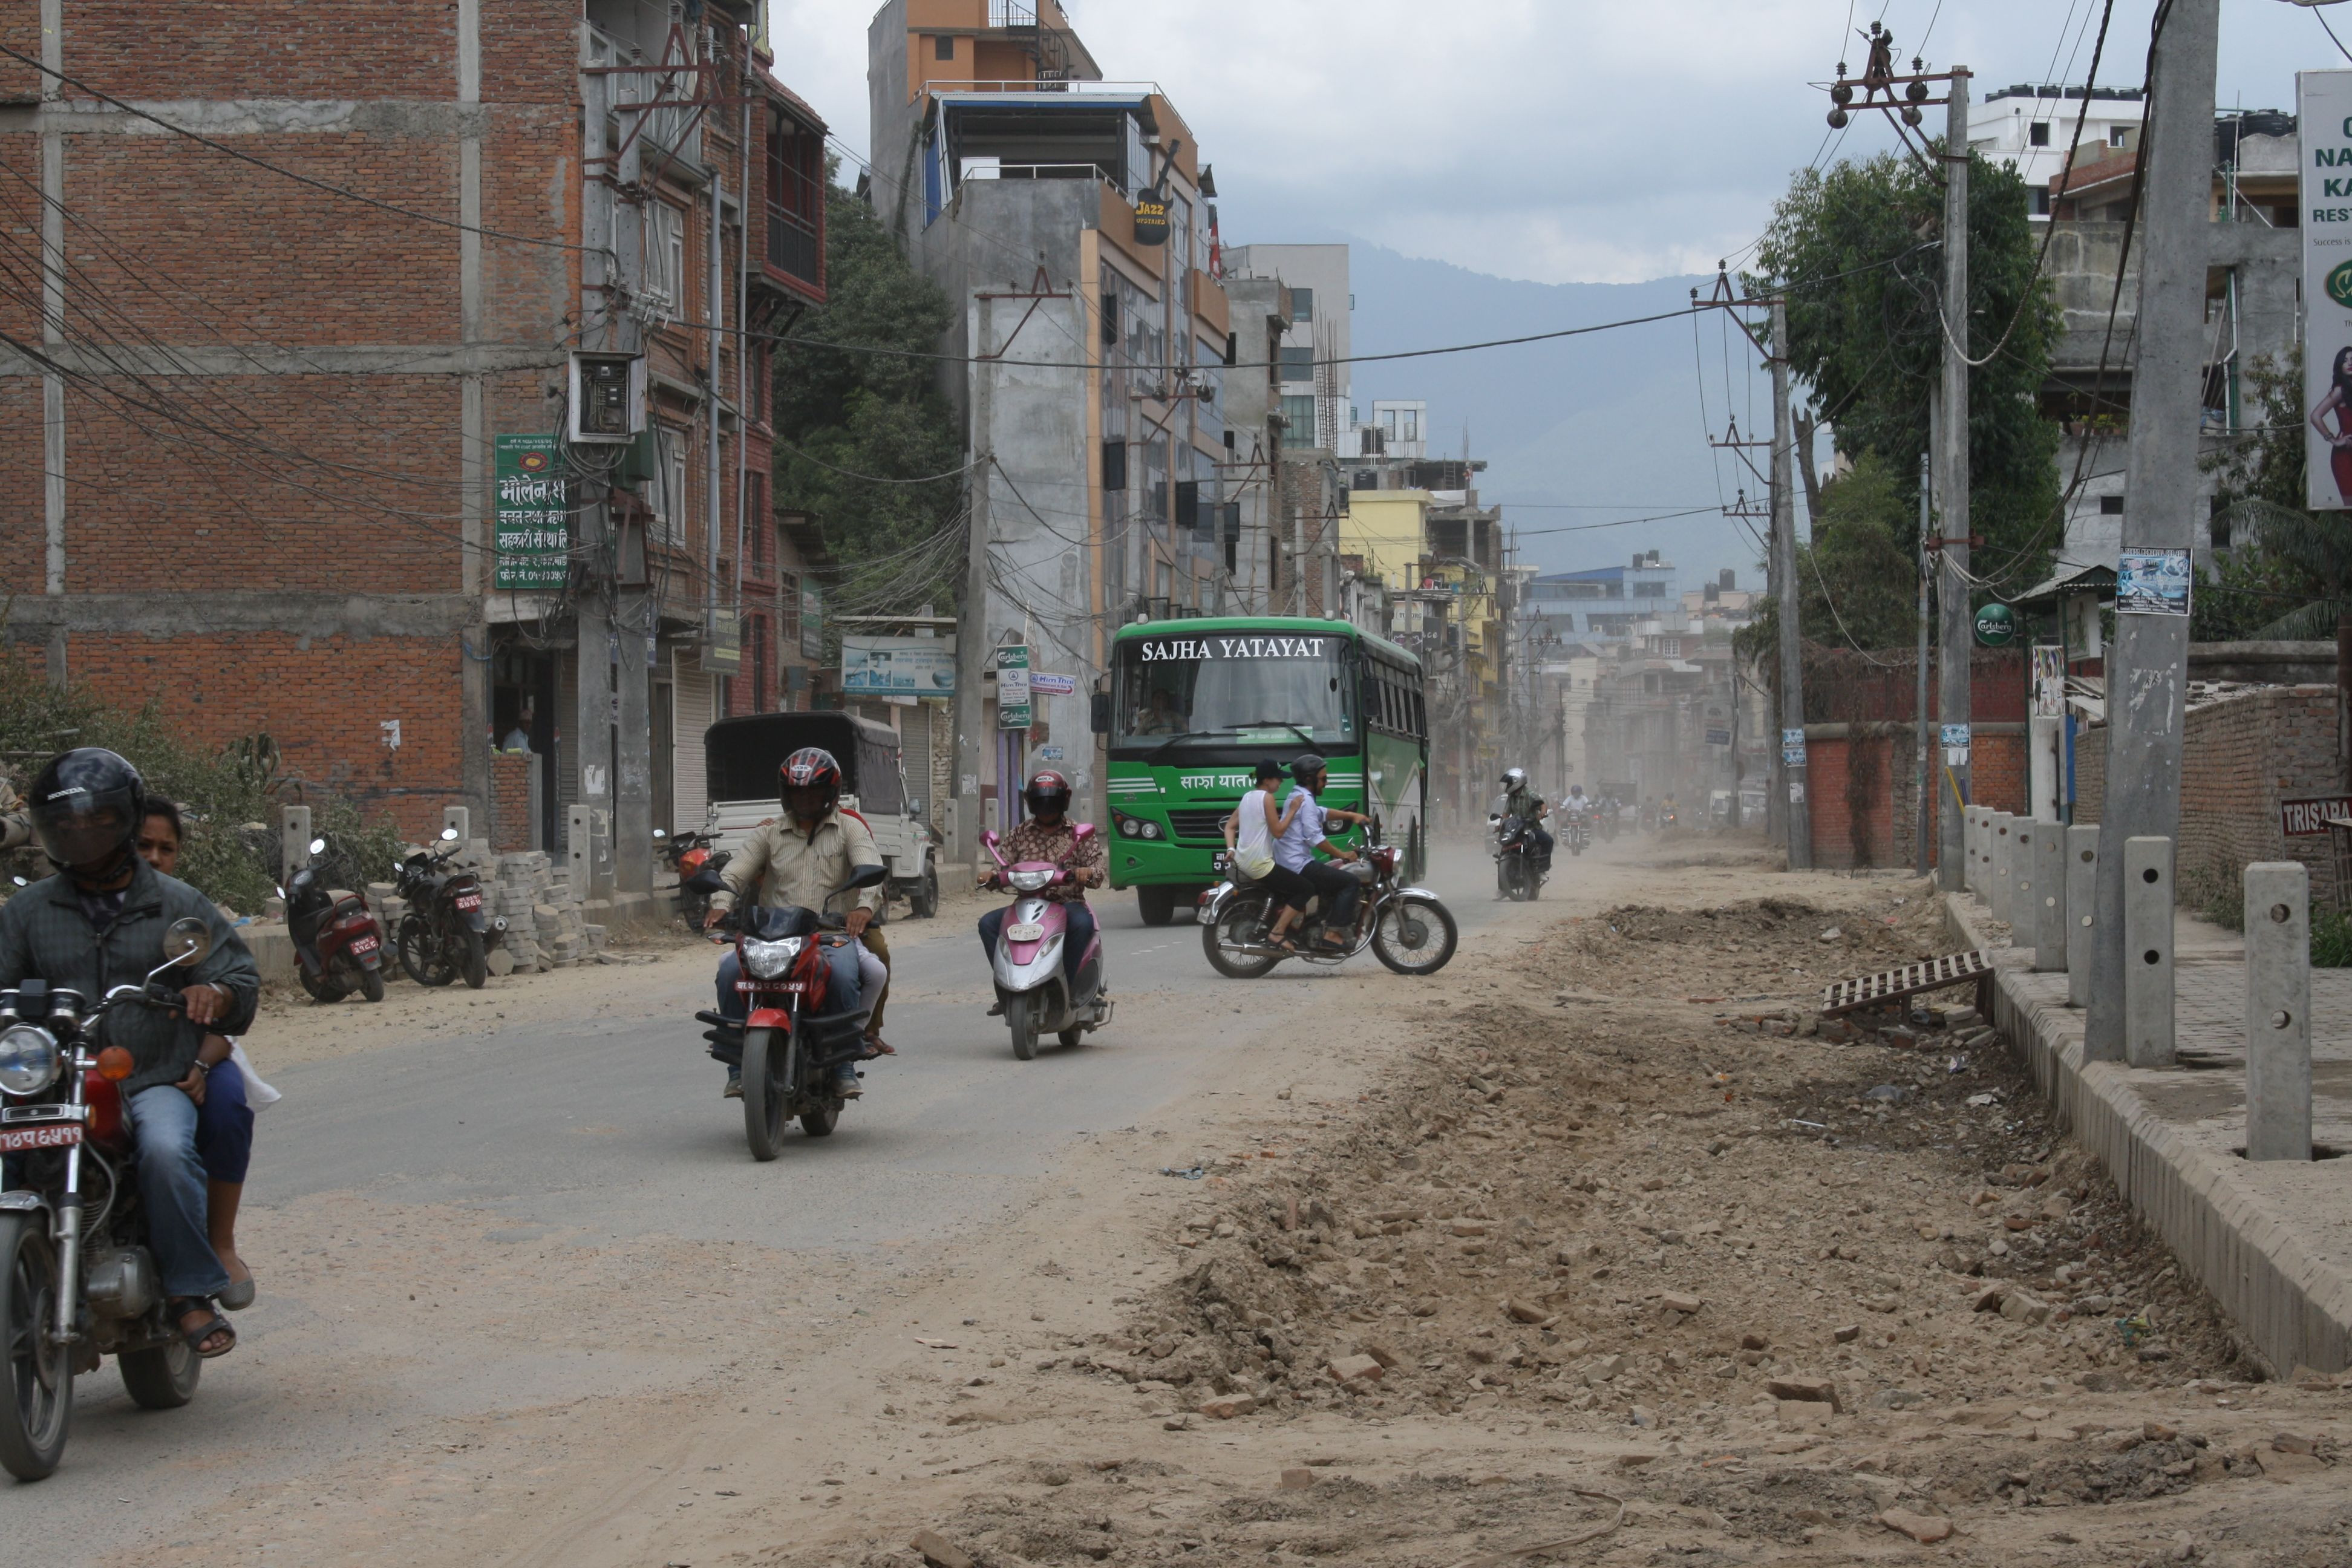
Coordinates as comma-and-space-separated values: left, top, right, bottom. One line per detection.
1113, 632, 1353, 751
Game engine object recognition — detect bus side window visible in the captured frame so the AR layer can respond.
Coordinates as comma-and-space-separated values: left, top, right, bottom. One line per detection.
1411, 687, 1426, 740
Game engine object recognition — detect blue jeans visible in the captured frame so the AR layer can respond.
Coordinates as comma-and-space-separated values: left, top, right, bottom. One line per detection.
194, 1059, 253, 1185
122, 1084, 230, 1300
714, 942, 863, 1080
979, 902, 1096, 981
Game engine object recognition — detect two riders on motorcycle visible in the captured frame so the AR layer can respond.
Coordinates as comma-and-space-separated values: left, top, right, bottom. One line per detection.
1499, 766, 1553, 871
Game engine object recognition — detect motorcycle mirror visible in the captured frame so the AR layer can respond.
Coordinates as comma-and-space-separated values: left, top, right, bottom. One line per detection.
981, 830, 1001, 849
9, 875, 23, 887
308, 837, 327, 855
1071, 822, 1096, 843
834, 862, 888, 893
440, 826, 460, 842
653, 828, 667, 840
160, 916, 213, 968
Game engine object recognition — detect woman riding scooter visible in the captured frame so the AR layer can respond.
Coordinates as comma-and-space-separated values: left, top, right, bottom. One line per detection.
978, 771, 1106, 999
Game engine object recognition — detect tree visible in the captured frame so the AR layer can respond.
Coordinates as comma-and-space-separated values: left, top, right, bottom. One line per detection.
771, 169, 965, 609
1736, 452, 1921, 666
1749, 148, 2062, 591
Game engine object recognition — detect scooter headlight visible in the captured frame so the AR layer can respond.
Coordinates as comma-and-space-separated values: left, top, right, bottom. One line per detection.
1007, 867, 1055, 893
742, 936, 806, 979
0, 1024, 60, 1097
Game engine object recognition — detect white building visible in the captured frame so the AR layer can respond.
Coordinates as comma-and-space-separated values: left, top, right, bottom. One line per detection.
1969, 83, 2145, 216
1224, 243, 1349, 452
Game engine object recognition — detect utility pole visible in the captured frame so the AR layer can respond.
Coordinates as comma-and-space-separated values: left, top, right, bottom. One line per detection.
1769, 296, 1811, 870
952, 300, 995, 875
1935, 67, 1973, 892
1915, 442, 1933, 877
2086, 0, 2218, 1064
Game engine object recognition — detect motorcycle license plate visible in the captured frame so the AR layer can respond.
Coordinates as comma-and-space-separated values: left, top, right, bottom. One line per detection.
0, 1124, 79, 1154
734, 981, 809, 993
1210, 851, 1231, 872
455, 893, 482, 910
1005, 921, 1045, 942
350, 935, 379, 955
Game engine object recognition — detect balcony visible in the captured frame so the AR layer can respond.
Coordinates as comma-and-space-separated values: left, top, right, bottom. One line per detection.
766, 204, 820, 298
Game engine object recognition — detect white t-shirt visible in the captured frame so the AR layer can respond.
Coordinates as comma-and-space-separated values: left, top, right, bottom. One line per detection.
1233, 788, 1278, 878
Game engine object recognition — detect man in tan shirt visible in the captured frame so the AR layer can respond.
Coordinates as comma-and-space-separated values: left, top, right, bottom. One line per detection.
704, 747, 883, 1097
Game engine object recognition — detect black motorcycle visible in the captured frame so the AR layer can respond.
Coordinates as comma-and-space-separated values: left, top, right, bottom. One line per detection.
1492, 812, 1547, 901
1598, 803, 1621, 843
693, 864, 887, 1161
394, 827, 503, 990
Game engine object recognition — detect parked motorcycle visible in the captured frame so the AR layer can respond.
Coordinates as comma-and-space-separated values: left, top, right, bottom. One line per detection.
656, 828, 730, 926
0, 918, 217, 1480
1197, 823, 1457, 978
981, 826, 1113, 1060
693, 863, 887, 1160
283, 834, 385, 1004
394, 826, 504, 990
1490, 812, 1547, 901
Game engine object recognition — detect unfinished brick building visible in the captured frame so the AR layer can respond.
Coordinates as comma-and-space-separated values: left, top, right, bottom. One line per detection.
0, 0, 828, 901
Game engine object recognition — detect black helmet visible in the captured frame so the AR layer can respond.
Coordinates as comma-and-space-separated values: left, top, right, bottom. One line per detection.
1290, 754, 1328, 784
29, 748, 145, 875
1022, 769, 1073, 820
779, 747, 843, 813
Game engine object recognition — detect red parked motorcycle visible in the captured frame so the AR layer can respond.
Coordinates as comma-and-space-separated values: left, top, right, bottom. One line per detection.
283, 834, 385, 1004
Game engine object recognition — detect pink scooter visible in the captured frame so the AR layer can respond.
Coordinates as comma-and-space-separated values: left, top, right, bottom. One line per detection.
982, 826, 1114, 1060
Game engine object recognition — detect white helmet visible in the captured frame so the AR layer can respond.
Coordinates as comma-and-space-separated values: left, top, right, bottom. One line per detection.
1500, 767, 1526, 790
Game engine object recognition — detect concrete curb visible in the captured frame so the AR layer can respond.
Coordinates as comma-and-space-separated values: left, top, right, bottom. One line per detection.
1943, 892, 2352, 1376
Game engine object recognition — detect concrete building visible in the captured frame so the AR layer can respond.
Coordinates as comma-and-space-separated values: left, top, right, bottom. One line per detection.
1971, 83, 2146, 217
0, 0, 825, 912
1223, 243, 1350, 454
1520, 553, 1680, 646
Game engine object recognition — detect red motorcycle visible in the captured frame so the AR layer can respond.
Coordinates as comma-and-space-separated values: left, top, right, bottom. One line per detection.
658, 828, 730, 926
284, 833, 385, 1004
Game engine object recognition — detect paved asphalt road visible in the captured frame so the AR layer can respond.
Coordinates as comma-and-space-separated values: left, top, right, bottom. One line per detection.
5, 842, 1552, 1554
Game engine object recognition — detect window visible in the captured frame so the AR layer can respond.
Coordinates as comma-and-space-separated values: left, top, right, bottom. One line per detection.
1291, 287, 1314, 323
1279, 346, 1316, 385
779, 570, 800, 643
650, 428, 688, 546
2109, 125, 2129, 149
642, 201, 684, 320
2028, 121, 2051, 148
2033, 188, 2052, 217
934, 34, 955, 60
1279, 394, 1316, 448
766, 111, 823, 291
2099, 494, 2125, 515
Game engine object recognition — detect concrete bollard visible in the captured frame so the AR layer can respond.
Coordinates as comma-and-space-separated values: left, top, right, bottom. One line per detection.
1990, 813, 2017, 926
567, 805, 613, 901
1971, 805, 1991, 897
2030, 817, 2065, 971
2244, 861, 2313, 1162
2013, 817, 2040, 949
1962, 805, 1982, 893
2123, 835, 2175, 1068
2066, 825, 2098, 1007
442, 805, 471, 844
279, 805, 312, 877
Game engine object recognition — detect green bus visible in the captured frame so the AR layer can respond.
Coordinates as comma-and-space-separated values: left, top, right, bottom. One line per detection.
1100, 616, 1429, 924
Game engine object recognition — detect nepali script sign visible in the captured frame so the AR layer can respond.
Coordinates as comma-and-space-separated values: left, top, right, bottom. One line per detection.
2301, 70, 2352, 510
494, 436, 569, 590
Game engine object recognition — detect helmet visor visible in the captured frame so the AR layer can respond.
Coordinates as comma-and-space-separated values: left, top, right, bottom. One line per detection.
31, 791, 136, 869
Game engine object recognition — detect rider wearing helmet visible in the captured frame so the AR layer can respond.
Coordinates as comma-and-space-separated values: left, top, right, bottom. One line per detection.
979, 771, 1108, 1006
705, 747, 885, 1099
1275, 755, 1370, 950
0, 749, 258, 1360
1500, 766, 1553, 869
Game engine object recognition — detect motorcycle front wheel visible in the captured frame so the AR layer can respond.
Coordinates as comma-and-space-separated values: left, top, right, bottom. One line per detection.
1201, 895, 1281, 979
457, 928, 488, 990
119, 1330, 201, 1411
1373, 893, 1459, 977
0, 1212, 71, 1481
742, 1027, 788, 1160
1005, 992, 1040, 1060
398, 918, 455, 987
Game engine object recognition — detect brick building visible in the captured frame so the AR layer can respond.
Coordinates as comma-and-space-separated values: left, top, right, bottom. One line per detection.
0, 0, 827, 906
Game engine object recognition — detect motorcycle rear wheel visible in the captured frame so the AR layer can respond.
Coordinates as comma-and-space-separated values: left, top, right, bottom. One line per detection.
742, 1027, 788, 1161
398, 919, 455, 987
1201, 896, 1281, 979
457, 928, 489, 990
296, 964, 351, 1004
119, 1331, 201, 1411
1005, 992, 1040, 1060
358, 961, 386, 1004
0, 1213, 71, 1481
1373, 894, 1459, 977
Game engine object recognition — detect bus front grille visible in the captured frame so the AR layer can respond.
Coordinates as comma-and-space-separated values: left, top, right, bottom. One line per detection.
1166, 808, 1235, 843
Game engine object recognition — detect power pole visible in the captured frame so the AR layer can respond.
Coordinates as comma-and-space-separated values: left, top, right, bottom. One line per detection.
2086, 0, 2218, 1065
952, 299, 995, 874
1935, 67, 1972, 892
1769, 296, 1811, 870
1915, 443, 1933, 877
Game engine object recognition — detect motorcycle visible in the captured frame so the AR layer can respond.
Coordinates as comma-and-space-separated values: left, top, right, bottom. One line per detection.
394, 826, 505, 990
1491, 812, 1547, 901
656, 828, 730, 926
1598, 804, 1621, 843
1658, 802, 1682, 836
1561, 807, 1592, 857
1197, 822, 1457, 979
981, 826, 1113, 1061
0, 917, 218, 1480
693, 863, 887, 1161
283, 834, 386, 1004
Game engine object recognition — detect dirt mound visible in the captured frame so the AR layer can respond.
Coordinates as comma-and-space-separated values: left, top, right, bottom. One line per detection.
1540, 887, 1947, 1000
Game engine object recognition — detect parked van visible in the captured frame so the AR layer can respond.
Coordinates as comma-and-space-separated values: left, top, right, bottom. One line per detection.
699, 712, 939, 918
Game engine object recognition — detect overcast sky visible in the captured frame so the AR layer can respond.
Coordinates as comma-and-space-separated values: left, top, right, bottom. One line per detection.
774, 0, 2343, 286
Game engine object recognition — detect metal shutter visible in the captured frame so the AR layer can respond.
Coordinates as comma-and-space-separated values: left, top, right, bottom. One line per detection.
674, 665, 715, 827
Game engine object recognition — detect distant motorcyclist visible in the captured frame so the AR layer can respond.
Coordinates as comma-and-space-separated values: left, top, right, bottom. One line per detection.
705, 747, 884, 1100
1499, 767, 1553, 869
1278, 756, 1368, 952
979, 771, 1108, 1007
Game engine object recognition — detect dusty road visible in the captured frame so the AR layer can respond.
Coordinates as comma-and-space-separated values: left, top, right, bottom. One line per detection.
21, 841, 2348, 1568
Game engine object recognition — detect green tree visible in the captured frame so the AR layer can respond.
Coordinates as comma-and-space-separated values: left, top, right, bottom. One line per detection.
1749, 148, 2062, 590
771, 169, 965, 608
1736, 452, 1921, 665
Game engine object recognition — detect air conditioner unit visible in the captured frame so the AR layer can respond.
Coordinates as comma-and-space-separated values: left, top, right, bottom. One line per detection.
570, 351, 646, 444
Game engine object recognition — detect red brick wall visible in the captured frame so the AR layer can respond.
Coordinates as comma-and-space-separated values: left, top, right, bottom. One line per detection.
1803, 727, 2028, 871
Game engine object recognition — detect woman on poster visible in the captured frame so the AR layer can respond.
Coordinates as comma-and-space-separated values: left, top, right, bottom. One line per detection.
2308, 345, 2352, 505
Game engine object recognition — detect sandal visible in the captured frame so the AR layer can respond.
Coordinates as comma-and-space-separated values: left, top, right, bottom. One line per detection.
863, 1033, 898, 1056
172, 1299, 237, 1359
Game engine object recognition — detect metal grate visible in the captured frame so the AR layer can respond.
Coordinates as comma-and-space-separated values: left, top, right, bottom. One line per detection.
1819, 950, 1994, 1016
1166, 808, 1234, 843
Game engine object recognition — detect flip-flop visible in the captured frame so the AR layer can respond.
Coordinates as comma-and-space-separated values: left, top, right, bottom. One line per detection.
172, 1300, 237, 1359
863, 1034, 898, 1056
217, 1273, 256, 1312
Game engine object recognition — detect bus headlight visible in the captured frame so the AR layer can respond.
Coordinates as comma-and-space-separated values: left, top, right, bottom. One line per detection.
0, 1024, 60, 1096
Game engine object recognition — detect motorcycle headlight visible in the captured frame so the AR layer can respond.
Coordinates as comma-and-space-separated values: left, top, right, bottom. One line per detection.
0, 1024, 60, 1097
1008, 867, 1055, 892
742, 936, 806, 979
